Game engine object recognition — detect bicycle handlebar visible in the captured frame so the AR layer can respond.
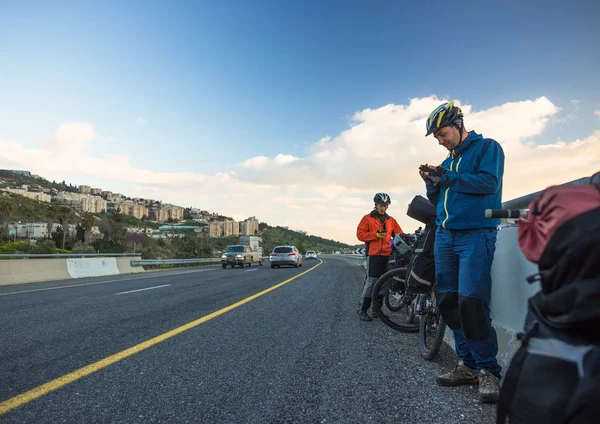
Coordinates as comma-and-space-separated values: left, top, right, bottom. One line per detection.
484, 209, 528, 219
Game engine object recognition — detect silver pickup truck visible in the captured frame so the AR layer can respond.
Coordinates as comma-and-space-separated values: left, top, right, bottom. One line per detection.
221, 245, 257, 268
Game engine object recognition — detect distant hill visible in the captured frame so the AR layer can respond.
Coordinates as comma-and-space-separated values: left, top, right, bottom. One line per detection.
0, 190, 58, 222
257, 224, 355, 255
0, 170, 79, 193
1, 170, 355, 252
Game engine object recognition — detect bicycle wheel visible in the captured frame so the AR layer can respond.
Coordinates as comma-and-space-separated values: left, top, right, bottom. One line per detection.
372, 268, 420, 333
419, 290, 447, 360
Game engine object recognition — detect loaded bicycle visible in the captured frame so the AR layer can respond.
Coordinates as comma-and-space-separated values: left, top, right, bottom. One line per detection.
371, 195, 446, 360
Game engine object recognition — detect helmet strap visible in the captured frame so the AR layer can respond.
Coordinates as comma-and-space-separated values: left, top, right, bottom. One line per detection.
457, 122, 466, 147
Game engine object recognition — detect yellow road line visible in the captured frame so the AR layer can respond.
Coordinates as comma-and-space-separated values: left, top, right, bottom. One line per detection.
0, 260, 323, 415
0, 269, 215, 297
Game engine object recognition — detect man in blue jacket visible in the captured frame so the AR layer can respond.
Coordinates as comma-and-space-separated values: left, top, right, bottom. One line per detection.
419, 102, 505, 403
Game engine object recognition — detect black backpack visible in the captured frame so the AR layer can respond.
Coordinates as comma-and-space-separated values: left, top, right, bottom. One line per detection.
497, 206, 600, 424
404, 225, 436, 294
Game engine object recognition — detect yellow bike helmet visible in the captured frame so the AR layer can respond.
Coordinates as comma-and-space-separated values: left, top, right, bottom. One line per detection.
425, 101, 464, 136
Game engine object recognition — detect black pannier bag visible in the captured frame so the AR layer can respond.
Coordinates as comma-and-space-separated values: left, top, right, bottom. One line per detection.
407, 194, 436, 226
404, 195, 437, 294
404, 226, 436, 294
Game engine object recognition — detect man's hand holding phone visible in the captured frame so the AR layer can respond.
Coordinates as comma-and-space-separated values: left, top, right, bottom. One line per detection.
419, 163, 444, 186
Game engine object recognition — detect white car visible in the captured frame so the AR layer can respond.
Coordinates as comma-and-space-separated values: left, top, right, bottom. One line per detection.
305, 251, 317, 260
270, 245, 303, 268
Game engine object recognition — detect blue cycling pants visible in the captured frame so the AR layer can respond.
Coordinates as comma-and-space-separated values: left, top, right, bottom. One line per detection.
434, 227, 501, 376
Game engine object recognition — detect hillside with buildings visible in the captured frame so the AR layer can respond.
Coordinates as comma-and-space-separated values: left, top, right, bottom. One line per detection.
0, 169, 355, 256
0, 169, 259, 238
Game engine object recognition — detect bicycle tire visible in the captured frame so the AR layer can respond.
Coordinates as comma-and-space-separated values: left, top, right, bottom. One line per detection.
372, 268, 420, 333
419, 291, 447, 360
384, 287, 403, 312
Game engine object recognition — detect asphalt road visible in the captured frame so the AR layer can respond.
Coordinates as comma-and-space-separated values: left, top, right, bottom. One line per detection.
0, 258, 496, 423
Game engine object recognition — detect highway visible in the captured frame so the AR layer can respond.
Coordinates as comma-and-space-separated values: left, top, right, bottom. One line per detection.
0, 258, 495, 423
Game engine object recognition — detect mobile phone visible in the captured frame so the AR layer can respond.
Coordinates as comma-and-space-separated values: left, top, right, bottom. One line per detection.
419, 164, 432, 172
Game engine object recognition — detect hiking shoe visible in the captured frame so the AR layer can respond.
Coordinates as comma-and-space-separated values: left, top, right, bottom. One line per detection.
478, 370, 500, 403
436, 361, 479, 386
357, 310, 372, 322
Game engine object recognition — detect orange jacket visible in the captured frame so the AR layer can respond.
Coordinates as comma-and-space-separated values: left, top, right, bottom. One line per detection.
357, 211, 404, 257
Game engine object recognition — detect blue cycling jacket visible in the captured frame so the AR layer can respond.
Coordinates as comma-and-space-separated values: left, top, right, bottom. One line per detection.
426, 131, 505, 230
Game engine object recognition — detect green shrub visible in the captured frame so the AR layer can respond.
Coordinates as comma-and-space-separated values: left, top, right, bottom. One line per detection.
71, 242, 96, 254
31, 240, 59, 254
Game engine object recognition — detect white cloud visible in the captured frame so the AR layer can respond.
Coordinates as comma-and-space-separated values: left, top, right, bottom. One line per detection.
135, 116, 147, 125
1, 96, 599, 244
594, 110, 600, 117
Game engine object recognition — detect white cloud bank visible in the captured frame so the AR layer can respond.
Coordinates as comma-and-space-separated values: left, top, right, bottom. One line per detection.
1, 96, 599, 244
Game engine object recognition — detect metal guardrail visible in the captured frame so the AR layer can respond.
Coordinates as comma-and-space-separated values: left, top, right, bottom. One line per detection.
131, 257, 272, 269
502, 176, 591, 210
131, 258, 221, 266
0, 253, 142, 259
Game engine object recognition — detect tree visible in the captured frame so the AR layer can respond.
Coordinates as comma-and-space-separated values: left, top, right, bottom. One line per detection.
0, 198, 13, 240
111, 208, 124, 224
80, 212, 96, 245
55, 205, 74, 250
93, 212, 127, 253
172, 234, 211, 258
45, 205, 58, 240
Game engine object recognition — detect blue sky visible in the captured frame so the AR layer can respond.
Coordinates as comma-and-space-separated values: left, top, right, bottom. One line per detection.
1, 0, 599, 242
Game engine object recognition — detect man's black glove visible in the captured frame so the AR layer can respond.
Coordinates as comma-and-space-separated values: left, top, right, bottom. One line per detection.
419, 164, 444, 186
420, 164, 444, 177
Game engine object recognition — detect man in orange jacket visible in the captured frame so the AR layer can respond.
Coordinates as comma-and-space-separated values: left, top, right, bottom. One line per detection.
356, 192, 404, 321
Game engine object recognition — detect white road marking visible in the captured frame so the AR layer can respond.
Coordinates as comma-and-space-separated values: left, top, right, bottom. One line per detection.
244, 269, 258, 272
114, 284, 171, 295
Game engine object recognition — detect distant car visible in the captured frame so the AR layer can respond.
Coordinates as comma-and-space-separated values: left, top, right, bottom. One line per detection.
305, 251, 317, 260
270, 245, 303, 268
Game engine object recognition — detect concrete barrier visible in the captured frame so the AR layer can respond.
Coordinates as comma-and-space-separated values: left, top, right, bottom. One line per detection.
116, 257, 145, 274
0, 256, 144, 286
66, 258, 120, 278
0, 259, 71, 286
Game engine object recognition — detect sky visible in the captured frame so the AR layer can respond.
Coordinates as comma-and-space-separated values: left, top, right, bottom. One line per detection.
1, 0, 599, 245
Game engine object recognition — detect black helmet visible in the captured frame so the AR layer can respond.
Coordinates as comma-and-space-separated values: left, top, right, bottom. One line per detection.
374, 192, 391, 205
425, 101, 464, 136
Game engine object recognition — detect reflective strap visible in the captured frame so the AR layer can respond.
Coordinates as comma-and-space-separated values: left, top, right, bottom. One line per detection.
527, 338, 593, 378
409, 269, 432, 286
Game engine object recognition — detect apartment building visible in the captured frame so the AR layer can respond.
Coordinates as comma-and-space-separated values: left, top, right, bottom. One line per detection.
79, 185, 91, 194
54, 192, 107, 213
241, 216, 259, 236
117, 201, 147, 220
207, 217, 260, 238
1, 188, 52, 202
224, 220, 240, 237
209, 221, 224, 238
147, 204, 185, 222
101, 191, 114, 201
90, 188, 102, 195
